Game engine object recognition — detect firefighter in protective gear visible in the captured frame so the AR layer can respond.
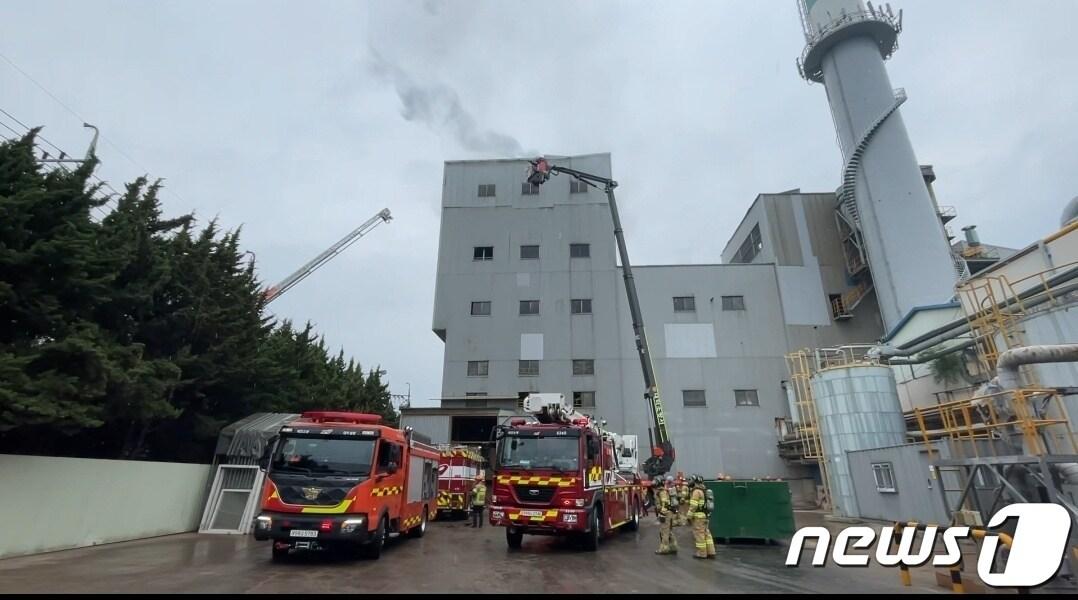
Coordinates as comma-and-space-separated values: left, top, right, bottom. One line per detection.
675, 474, 691, 527
654, 476, 678, 555
470, 474, 487, 528
688, 475, 715, 559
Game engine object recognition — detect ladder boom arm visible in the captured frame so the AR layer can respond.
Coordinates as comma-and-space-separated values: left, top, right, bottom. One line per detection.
532, 161, 674, 476
264, 208, 392, 304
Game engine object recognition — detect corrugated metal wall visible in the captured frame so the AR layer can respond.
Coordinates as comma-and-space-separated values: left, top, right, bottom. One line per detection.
399, 414, 452, 444
0, 454, 211, 558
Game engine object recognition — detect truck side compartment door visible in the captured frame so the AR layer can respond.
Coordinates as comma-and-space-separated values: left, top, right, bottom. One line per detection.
375, 440, 404, 521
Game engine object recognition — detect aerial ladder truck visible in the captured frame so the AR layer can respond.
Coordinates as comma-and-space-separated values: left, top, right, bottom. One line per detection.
525, 158, 674, 478
263, 208, 392, 304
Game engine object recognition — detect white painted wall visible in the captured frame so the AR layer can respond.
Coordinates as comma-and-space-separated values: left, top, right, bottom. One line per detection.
0, 454, 211, 558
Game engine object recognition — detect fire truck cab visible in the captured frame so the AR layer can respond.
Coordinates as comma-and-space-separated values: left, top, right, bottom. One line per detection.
252, 411, 439, 561
490, 393, 643, 551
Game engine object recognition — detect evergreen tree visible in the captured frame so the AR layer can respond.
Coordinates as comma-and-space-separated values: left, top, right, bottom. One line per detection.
0, 130, 399, 462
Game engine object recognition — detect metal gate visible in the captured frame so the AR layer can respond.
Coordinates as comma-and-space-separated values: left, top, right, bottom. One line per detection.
199, 464, 264, 534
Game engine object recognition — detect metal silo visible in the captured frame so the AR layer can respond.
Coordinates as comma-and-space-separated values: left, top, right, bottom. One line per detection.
810, 362, 906, 518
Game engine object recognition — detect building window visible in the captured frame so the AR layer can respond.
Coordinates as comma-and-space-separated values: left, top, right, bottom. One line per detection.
473, 246, 494, 261
470, 301, 491, 316
735, 389, 759, 407
572, 359, 595, 376
517, 391, 530, 410
520, 245, 540, 260
519, 300, 540, 315
673, 296, 696, 312
467, 361, 489, 377
683, 390, 706, 407
519, 360, 540, 377
521, 182, 539, 195
573, 391, 595, 408
872, 463, 897, 493
570, 180, 588, 194
478, 184, 496, 197
571, 299, 592, 314
570, 243, 590, 258
721, 295, 745, 311
731, 224, 763, 264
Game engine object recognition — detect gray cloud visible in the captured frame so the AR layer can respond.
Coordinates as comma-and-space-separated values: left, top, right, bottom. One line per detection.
367, 49, 528, 157
421, 0, 442, 16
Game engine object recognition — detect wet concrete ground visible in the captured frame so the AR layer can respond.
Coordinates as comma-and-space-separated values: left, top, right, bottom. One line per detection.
0, 512, 941, 594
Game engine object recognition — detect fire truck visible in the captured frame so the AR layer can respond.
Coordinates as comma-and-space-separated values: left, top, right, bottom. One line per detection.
489, 393, 644, 551
435, 445, 484, 519
252, 411, 440, 561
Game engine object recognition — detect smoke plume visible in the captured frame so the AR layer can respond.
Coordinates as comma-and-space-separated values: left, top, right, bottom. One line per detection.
368, 49, 528, 157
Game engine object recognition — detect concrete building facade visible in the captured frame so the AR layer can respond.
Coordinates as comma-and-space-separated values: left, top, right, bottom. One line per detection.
429, 153, 884, 483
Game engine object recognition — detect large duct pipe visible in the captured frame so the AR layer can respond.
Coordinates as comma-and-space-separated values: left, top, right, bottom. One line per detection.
995, 344, 1078, 485
997, 344, 1078, 390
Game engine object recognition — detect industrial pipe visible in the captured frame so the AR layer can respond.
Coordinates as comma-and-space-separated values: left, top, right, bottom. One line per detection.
877, 276, 1078, 360
884, 338, 979, 365
997, 344, 1078, 390
884, 265, 1078, 353
995, 344, 1078, 485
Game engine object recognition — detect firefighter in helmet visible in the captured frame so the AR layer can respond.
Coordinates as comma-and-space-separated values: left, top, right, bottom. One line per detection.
675, 473, 690, 527
470, 473, 487, 528
654, 475, 678, 555
688, 474, 716, 559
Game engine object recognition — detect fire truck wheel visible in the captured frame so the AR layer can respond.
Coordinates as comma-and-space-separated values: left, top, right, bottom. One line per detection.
409, 508, 428, 538
271, 544, 289, 563
582, 505, 602, 552
625, 500, 640, 532
361, 516, 388, 559
506, 528, 523, 550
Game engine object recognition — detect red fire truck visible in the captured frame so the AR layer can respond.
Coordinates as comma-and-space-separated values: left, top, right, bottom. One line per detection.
489, 393, 644, 551
435, 445, 483, 520
252, 411, 440, 561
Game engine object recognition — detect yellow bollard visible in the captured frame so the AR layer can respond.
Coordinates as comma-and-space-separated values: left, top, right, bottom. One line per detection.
949, 565, 965, 594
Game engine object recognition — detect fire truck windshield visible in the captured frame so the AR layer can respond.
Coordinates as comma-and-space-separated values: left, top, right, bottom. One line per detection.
271, 436, 376, 477
497, 436, 579, 472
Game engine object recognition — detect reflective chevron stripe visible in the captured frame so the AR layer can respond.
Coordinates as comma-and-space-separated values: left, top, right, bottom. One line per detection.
496, 475, 577, 487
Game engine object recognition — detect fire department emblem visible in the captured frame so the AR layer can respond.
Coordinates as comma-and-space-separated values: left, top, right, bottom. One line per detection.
302, 487, 322, 501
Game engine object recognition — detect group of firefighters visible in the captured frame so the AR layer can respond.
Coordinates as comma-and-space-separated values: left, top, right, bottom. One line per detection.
652, 473, 716, 559
465, 471, 715, 559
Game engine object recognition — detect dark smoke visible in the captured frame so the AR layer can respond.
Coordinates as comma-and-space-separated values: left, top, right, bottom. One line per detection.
368, 49, 528, 157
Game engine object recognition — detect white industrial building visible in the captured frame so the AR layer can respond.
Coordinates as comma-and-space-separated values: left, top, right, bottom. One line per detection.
403, 150, 960, 503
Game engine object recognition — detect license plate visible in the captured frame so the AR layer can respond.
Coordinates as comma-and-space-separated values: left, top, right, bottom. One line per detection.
289, 530, 318, 538
520, 510, 545, 517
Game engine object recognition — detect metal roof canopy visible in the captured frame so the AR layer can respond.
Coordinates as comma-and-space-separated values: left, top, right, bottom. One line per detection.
213, 412, 299, 463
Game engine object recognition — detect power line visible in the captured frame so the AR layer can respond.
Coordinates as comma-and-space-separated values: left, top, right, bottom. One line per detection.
0, 111, 114, 219
0, 107, 65, 156
0, 51, 190, 208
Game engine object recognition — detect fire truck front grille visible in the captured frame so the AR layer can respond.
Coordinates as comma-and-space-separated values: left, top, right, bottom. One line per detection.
277, 484, 350, 506
514, 485, 555, 504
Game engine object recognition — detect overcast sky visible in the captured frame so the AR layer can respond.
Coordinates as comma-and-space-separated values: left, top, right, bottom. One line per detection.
3, 0, 1076, 408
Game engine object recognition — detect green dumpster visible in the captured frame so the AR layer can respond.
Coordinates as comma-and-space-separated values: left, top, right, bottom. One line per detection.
704, 480, 795, 544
